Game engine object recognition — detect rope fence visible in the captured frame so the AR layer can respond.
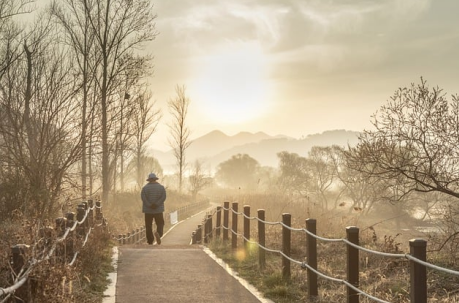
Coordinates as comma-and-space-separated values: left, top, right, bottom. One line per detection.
0, 200, 108, 303
191, 201, 459, 303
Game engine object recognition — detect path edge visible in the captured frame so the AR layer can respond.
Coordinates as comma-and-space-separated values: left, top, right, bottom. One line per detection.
102, 246, 119, 303
203, 247, 275, 303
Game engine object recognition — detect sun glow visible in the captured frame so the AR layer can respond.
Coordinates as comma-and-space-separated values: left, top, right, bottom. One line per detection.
192, 43, 269, 124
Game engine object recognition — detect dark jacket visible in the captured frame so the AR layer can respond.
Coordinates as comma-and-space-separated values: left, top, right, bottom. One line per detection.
141, 182, 166, 214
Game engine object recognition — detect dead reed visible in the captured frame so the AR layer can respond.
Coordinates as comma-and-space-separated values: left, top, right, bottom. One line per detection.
208, 193, 459, 303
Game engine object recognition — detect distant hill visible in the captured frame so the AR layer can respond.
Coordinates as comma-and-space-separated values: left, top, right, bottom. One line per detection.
185, 130, 285, 159
146, 129, 360, 173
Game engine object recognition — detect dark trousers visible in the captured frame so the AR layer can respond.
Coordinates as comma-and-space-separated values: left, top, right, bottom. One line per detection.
145, 213, 164, 244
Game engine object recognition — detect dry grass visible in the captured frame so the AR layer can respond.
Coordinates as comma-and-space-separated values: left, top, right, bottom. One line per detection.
0, 189, 205, 302
0, 212, 112, 303
207, 193, 459, 303
3, 190, 459, 302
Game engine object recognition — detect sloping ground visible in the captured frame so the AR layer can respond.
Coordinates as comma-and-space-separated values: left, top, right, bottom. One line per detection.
112, 210, 270, 303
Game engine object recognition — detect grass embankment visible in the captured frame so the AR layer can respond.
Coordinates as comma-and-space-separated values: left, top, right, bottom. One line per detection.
206, 194, 459, 303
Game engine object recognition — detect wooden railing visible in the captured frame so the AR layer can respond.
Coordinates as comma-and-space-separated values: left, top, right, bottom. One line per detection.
194, 201, 459, 303
0, 200, 108, 302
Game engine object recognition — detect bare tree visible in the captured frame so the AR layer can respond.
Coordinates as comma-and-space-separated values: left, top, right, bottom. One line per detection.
131, 89, 161, 189
345, 79, 459, 200
277, 151, 311, 196
344, 79, 459, 236
306, 146, 343, 209
189, 160, 212, 202
0, 0, 35, 79
0, 16, 83, 219
0, 0, 34, 22
83, 0, 158, 203
168, 85, 192, 193
277, 148, 343, 209
110, 57, 158, 192
51, 0, 98, 200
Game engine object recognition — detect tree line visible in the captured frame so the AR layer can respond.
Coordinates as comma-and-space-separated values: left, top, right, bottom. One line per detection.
213, 79, 459, 249
0, 0, 162, 221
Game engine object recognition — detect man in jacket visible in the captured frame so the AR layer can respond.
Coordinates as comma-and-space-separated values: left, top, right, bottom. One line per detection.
141, 173, 166, 245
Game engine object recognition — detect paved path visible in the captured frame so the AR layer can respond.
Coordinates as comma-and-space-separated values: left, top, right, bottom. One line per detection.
112, 209, 270, 303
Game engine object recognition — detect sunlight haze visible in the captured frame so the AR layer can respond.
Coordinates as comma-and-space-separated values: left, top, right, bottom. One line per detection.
191, 42, 271, 124
148, 0, 459, 151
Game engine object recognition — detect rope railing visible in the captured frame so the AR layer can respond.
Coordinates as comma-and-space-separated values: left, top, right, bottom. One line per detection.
404, 254, 459, 276
229, 225, 393, 303
193, 201, 459, 303
0, 200, 108, 302
228, 204, 459, 275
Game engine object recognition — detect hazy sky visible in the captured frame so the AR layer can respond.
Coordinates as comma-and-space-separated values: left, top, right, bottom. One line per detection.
146, 0, 459, 150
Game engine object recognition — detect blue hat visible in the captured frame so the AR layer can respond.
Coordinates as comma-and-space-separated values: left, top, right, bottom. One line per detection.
146, 173, 159, 181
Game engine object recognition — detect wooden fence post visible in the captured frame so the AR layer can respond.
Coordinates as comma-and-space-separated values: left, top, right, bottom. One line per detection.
204, 215, 212, 243
282, 213, 291, 280
11, 244, 30, 301
208, 214, 213, 241
232, 202, 239, 250
87, 199, 94, 226
204, 217, 209, 244
410, 239, 427, 303
55, 217, 66, 261
11, 244, 29, 274
191, 231, 197, 244
76, 205, 86, 236
55, 217, 66, 236
244, 205, 250, 251
95, 201, 102, 220
197, 224, 202, 243
38, 225, 53, 262
223, 202, 229, 241
81, 201, 89, 230
65, 212, 75, 261
306, 218, 318, 297
346, 226, 359, 303
216, 206, 222, 237
258, 209, 266, 270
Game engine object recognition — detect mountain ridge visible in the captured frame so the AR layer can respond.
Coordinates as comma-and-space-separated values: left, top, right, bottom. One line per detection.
147, 129, 360, 172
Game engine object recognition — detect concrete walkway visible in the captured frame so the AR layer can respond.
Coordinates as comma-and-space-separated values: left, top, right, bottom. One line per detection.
111, 209, 271, 303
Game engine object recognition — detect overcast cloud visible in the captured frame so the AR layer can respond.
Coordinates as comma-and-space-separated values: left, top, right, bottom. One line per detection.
148, 0, 459, 149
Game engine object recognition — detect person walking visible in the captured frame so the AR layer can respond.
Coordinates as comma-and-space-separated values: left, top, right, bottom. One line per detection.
141, 173, 166, 245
